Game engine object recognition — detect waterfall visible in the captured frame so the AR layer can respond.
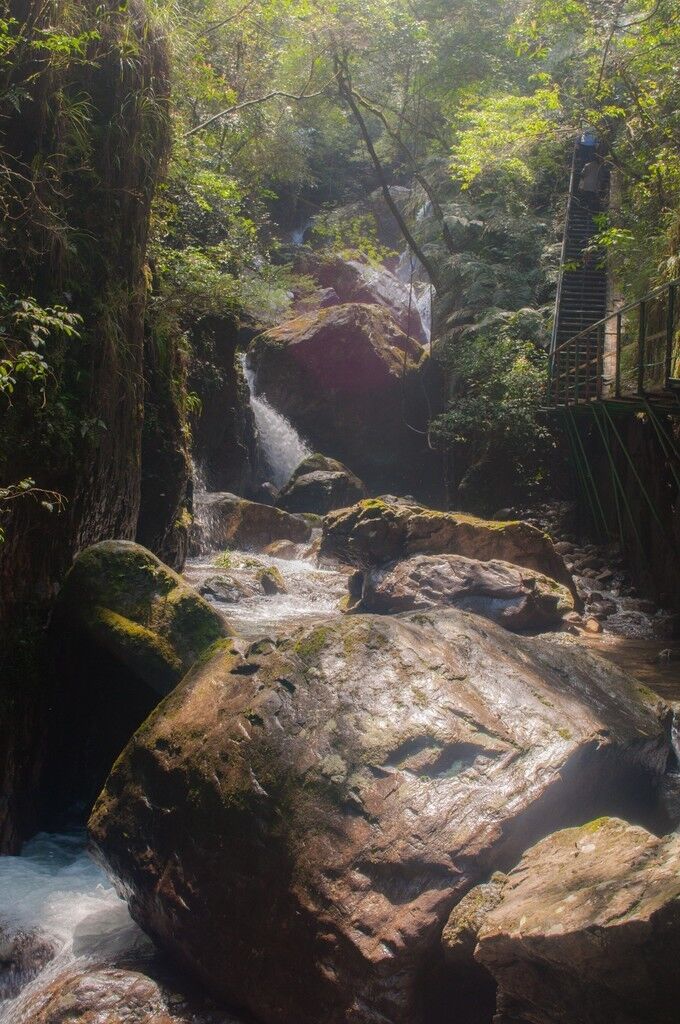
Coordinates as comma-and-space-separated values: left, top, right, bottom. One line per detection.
395, 202, 434, 344
241, 355, 311, 488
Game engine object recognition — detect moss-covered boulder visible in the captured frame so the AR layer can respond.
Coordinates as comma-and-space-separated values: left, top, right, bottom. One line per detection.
42, 541, 230, 822
256, 566, 288, 595
56, 540, 229, 694
322, 498, 575, 594
276, 453, 367, 515
90, 611, 668, 1024
476, 818, 680, 1024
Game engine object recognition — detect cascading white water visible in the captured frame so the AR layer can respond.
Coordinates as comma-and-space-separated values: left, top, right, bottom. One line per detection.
240, 355, 310, 488
290, 219, 312, 246
394, 209, 434, 345
0, 831, 146, 1022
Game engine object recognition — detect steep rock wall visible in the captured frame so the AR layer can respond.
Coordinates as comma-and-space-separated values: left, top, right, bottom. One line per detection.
0, 0, 170, 850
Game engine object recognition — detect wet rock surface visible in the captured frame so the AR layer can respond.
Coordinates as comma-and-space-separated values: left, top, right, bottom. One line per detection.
276, 454, 367, 515
476, 817, 680, 1024
192, 492, 311, 552
0, 924, 56, 1001
322, 499, 575, 593
90, 611, 668, 1024
352, 554, 573, 631
297, 253, 429, 341
6, 957, 243, 1024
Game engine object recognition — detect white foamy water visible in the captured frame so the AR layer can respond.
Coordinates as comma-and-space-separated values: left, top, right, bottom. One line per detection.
241, 355, 310, 488
395, 249, 433, 343
184, 545, 348, 639
0, 831, 147, 1021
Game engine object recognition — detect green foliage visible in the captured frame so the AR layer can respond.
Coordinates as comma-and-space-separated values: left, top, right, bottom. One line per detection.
431, 310, 553, 507
309, 213, 394, 263
0, 290, 82, 400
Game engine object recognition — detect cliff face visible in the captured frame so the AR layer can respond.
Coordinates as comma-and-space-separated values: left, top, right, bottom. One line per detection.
0, 0, 170, 850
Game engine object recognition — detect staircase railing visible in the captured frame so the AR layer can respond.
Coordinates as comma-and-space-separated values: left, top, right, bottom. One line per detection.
549, 142, 580, 367
549, 277, 680, 406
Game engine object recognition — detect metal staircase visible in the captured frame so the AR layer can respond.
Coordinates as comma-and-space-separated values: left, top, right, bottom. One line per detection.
549, 142, 609, 403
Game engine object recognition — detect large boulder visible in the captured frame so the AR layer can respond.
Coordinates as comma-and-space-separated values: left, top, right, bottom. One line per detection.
42, 541, 229, 822
90, 611, 668, 1024
353, 554, 574, 631
247, 304, 438, 497
322, 499, 575, 594
277, 454, 367, 515
299, 254, 428, 342
54, 540, 229, 694
476, 817, 680, 1024
192, 492, 311, 552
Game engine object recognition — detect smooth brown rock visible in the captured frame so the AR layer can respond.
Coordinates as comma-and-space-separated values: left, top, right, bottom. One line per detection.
322, 499, 575, 595
261, 539, 303, 560
476, 817, 680, 1024
353, 554, 574, 631
11, 960, 242, 1024
192, 492, 311, 552
247, 304, 437, 495
277, 454, 367, 515
90, 611, 668, 1024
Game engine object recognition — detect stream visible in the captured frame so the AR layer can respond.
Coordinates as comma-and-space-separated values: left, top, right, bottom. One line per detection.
0, 545, 347, 1022
2, 537, 678, 1021
0, 507, 677, 1018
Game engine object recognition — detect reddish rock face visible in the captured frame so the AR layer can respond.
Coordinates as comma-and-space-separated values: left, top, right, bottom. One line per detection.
191, 492, 311, 553
90, 611, 668, 1024
307, 255, 429, 342
476, 818, 680, 1024
247, 304, 438, 497
354, 553, 574, 631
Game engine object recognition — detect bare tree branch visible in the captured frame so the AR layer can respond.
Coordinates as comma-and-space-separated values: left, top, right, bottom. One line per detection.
185, 62, 330, 137
335, 56, 441, 290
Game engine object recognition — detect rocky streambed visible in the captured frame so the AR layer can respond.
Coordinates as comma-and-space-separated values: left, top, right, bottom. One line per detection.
1, 494, 679, 1024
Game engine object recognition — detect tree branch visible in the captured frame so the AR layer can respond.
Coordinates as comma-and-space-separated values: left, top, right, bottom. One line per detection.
335, 57, 441, 290
185, 63, 330, 137
351, 88, 458, 257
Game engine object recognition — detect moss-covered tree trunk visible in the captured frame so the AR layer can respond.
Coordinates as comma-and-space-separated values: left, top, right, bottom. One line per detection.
0, 0, 170, 850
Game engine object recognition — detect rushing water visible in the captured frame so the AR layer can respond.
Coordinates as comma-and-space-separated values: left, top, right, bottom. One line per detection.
0, 831, 146, 1021
241, 355, 310, 488
184, 543, 348, 639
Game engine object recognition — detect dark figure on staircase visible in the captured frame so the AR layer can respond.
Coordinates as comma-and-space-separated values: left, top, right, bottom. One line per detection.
578, 157, 603, 212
